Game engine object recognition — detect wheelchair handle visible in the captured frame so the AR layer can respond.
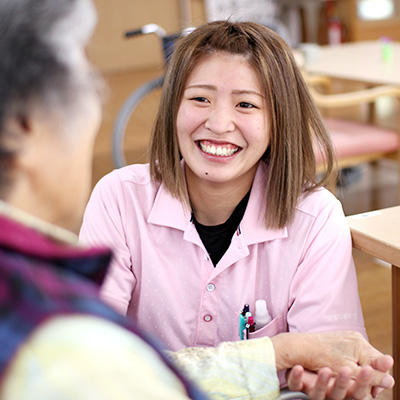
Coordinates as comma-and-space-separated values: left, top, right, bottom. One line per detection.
125, 23, 166, 39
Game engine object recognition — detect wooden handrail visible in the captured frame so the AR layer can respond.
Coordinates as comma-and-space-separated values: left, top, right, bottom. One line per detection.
305, 75, 400, 108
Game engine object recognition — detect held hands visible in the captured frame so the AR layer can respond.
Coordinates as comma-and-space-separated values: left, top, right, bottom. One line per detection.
271, 331, 394, 399
287, 363, 392, 399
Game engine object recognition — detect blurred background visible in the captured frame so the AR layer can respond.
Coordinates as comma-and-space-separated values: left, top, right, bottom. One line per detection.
86, 2, 400, 398
86, 0, 400, 186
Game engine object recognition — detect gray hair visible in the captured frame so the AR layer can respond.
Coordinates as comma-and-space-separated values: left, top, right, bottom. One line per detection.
0, 0, 97, 192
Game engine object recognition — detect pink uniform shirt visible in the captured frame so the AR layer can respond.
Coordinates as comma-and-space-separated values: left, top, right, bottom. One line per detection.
80, 163, 366, 351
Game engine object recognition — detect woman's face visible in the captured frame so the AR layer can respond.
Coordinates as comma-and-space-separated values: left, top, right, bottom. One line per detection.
176, 51, 270, 191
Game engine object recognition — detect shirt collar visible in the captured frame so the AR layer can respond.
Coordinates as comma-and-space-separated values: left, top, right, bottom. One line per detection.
147, 163, 287, 244
240, 163, 288, 244
0, 200, 111, 285
0, 199, 79, 245
147, 180, 192, 231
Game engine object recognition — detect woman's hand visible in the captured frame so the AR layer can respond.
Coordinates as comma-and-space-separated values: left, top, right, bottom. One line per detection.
271, 331, 394, 398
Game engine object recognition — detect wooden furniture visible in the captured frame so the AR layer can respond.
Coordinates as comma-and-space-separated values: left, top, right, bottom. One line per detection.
347, 206, 400, 398
306, 77, 400, 196
302, 42, 400, 201
305, 40, 400, 86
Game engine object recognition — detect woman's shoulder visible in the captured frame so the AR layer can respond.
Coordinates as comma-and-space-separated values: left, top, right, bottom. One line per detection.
88, 163, 161, 208
295, 187, 343, 219
288, 188, 348, 238
93, 163, 161, 195
99, 163, 152, 186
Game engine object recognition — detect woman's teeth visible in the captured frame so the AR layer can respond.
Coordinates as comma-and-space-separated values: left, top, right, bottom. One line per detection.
199, 142, 239, 157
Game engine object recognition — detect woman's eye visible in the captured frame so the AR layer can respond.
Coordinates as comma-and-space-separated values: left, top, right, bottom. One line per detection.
238, 102, 257, 109
190, 96, 209, 103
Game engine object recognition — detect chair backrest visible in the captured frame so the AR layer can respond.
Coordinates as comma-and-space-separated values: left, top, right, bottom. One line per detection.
305, 76, 400, 196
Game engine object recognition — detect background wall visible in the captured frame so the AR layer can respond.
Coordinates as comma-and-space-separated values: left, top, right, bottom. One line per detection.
87, 0, 206, 73
346, 0, 400, 42
88, 0, 400, 74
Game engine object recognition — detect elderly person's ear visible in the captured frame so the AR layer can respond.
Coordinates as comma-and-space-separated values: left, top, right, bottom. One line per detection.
1, 105, 64, 188
1, 109, 49, 174
2, 113, 32, 150
0, 113, 35, 184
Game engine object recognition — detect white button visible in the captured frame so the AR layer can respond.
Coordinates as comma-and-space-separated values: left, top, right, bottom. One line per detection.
207, 283, 215, 292
203, 314, 213, 322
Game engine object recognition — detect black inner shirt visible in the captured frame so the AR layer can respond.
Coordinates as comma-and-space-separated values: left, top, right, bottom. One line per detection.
193, 190, 251, 266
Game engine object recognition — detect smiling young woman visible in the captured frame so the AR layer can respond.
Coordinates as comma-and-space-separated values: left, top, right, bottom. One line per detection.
80, 20, 379, 397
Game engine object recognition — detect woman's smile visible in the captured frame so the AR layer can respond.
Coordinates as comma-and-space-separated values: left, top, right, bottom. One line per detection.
197, 140, 241, 158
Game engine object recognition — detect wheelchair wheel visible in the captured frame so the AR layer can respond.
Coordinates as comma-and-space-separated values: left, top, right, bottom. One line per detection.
278, 389, 310, 400
112, 75, 164, 168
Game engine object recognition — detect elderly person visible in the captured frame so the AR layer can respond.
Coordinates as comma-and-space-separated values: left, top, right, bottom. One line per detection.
0, 0, 394, 399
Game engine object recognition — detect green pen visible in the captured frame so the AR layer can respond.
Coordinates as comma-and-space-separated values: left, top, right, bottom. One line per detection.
239, 314, 246, 340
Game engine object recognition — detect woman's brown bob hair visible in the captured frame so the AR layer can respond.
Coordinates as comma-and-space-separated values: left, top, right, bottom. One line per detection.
150, 20, 334, 229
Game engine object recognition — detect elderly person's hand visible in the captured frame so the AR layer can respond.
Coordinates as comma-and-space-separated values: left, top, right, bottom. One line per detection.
287, 364, 392, 399
271, 331, 394, 399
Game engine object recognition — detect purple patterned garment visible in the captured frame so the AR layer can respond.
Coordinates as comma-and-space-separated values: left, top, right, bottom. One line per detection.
0, 214, 207, 399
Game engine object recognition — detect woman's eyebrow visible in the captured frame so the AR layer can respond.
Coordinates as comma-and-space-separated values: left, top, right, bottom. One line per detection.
185, 84, 216, 90
232, 89, 264, 98
186, 85, 264, 98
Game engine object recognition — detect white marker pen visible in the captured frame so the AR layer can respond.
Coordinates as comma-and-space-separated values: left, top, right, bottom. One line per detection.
255, 299, 271, 329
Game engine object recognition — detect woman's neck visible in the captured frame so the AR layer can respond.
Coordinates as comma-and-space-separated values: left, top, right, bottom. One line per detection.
186, 169, 255, 226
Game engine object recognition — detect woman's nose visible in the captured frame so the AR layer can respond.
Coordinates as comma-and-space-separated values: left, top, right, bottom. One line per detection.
204, 105, 235, 134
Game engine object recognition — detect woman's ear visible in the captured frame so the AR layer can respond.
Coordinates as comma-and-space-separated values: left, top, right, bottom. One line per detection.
1, 109, 45, 178
0, 112, 35, 201
2, 112, 33, 152
16, 113, 31, 134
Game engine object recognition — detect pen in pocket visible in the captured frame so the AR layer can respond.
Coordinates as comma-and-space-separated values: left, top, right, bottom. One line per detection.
239, 304, 251, 340
248, 316, 255, 333
240, 300, 271, 339
239, 313, 246, 340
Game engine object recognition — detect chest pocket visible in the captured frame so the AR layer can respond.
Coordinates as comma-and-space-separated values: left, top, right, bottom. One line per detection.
248, 314, 286, 339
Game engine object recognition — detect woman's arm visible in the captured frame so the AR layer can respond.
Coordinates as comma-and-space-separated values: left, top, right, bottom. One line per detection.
79, 171, 135, 315
170, 331, 393, 400
167, 336, 280, 400
288, 194, 365, 335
